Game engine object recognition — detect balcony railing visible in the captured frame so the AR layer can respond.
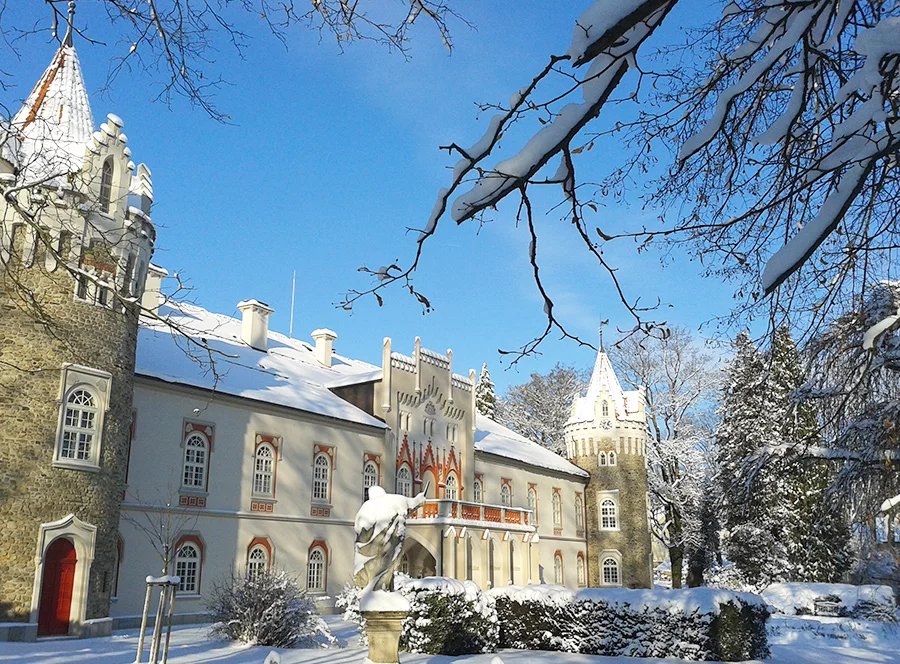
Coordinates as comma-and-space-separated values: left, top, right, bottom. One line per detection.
410, 499, 534, 529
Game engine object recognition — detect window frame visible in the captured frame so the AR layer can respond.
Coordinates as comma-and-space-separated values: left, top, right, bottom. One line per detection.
312, 451, 332, 503
307, 544, 328, 593
527, 486, 538, 525
552, 490, 563, 528
99, 158, 114, 213
247, 542, 270, 580
575, 494, 584, 532
445, 473, 459, 500
396, 465, 413, 498
553, 552, 564, 585
363, 459, 379, 501
500, 482, 512, 507
472, 478, 483, 503
54, 365, 111, 472
601, 556, 621, 586
182, 431, 210, 491
174, 538, 203, 595
600, 498, 618, 530
576, 554, 586, 587
252, 441, 277, 498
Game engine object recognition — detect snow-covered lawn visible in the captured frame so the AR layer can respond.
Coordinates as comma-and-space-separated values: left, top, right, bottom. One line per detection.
0, 614, 898, 664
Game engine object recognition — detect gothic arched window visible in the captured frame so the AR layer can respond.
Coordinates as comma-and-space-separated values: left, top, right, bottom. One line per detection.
396, 466, 412, 497
99, 159, 113, 213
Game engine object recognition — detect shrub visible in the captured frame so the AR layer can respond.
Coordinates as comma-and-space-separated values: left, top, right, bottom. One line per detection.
338, 576, 498, 656
396, 576, 498, 655
761, 583, 896, 622
489, 585, 770, 662
208, 571, 334, 648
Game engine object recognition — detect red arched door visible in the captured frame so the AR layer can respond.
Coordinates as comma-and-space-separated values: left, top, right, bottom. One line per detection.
38, 538, 77, 636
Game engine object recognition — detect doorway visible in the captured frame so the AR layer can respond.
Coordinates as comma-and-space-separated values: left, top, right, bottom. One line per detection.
37, 538, 77, 636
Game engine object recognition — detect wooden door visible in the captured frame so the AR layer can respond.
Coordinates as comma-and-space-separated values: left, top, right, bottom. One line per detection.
37, 538, 77, 636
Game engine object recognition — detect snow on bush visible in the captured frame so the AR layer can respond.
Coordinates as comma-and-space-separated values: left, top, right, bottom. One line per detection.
335, 582, 367, 646
489, 584, 770, 661
338, 576, 498, 655
396, 575, 498, 655
762, 583, 896, 621
208, 571, 335, 648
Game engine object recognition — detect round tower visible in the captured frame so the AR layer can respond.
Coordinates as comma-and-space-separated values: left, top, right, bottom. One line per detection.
0, 15, 155, 639
564, 341, 653, 589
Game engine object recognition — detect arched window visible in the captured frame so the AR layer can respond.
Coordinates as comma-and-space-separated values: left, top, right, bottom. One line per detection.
175, 542, 201, 594
445, 473, 458, 500
608, 451, 617, 466
396, 466, 412, 498
577, 555, 586, 586
601, 498, 618, 529
552, 492, 562, 527
247, 544, 269, 579
508, 539, 517, 585
99, 158, 113, 213
253, 443, 275, 497
527, 487, 538, 524
363, 460, 379, 501
307, 546, 326, 592
575, 496, 584, 531
60, 387, 97, 461
473, 478, 483, 503
554, 553, 564, 585
602, 557, 620, 585
601, 401, 609, 417
500, 483, 511, 507
399, 554, 410, 576
599, 451, 607, 466
312, 454, 331, 502
182, 432, 208, 489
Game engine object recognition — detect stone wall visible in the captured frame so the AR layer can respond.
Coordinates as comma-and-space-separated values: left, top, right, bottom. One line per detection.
576, 451, 652, 589
0, 229, 138, 622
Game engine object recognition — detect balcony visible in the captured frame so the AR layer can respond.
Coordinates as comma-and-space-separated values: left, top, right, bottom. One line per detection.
409, 499, 535, 532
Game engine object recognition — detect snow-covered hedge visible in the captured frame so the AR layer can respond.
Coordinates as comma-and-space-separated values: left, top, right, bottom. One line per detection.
488, 585, 770, 661
208, 571, 334, 648
396, 576, 498, 655
762, 583, 896, 621
338, 576, 498, 655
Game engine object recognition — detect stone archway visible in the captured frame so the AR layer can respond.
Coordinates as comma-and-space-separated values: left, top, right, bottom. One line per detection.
30, 514, 97, 636
401, 539, 437, 579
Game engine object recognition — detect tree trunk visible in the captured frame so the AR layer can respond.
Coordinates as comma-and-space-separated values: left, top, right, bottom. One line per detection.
669, 545, 684, 589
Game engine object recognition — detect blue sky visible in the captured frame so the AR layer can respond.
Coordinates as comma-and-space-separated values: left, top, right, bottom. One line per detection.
6, 1, 734, 393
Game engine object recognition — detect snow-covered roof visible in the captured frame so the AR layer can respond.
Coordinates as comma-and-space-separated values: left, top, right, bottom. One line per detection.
136, 302, 386, 429
12, 44, 93, 181
568, 348, 643, 424
474, 414, 588, 478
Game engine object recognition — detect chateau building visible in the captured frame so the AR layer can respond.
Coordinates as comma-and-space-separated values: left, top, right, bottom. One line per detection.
0, 31, 652, 641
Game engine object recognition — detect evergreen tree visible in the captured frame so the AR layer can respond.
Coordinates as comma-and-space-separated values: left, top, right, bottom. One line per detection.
475, 363, 496, 419
768, 327, 851, 582
716, 332, 791, 587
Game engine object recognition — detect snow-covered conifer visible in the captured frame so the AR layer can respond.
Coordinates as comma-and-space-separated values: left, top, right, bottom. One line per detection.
475, 363, 496, 419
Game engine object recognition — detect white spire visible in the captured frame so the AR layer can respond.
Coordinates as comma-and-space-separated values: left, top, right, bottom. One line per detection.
568, 346, 626, 424
12, 20, 94, 181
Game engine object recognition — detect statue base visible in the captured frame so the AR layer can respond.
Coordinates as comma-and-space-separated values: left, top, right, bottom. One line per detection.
362, 610, 408, 664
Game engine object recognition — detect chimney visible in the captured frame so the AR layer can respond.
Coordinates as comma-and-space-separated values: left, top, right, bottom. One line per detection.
141, 263, 168, 315
237, 299, 273, 352
311, 328, 338, 367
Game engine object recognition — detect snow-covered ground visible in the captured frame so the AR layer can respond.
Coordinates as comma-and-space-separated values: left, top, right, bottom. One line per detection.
0, 614, 898, 664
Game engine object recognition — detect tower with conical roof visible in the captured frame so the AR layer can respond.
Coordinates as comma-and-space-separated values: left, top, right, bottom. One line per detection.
564, 334, 653, 588
0, 3, 156, 639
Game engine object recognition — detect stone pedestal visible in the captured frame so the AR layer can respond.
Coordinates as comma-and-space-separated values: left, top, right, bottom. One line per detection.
361, 610, 408, 664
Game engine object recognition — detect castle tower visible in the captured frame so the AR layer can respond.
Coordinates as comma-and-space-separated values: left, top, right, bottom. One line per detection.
0, 8, 155, 639
565, 338, 653, 588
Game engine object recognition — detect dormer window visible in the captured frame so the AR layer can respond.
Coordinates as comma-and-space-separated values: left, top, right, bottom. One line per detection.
99, 158, 113, 213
